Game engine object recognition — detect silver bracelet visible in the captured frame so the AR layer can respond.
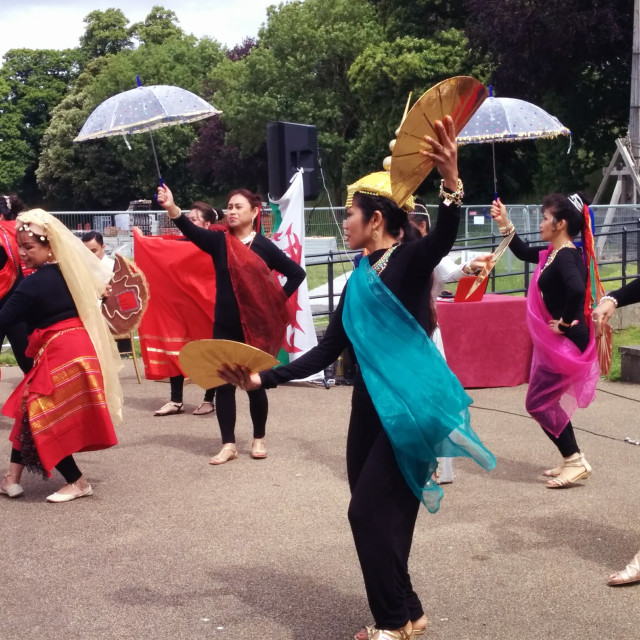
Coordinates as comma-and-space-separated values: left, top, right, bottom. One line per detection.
599, 295, 618, 308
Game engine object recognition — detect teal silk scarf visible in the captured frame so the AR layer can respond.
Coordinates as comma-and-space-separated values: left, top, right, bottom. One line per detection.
343, 256, 496, 513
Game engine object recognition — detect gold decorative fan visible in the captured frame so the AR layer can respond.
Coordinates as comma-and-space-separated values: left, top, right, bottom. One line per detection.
597, 322, 613, 376
179, 339, 280, 389
465, 230, 515, 299
390, 76, 488, 208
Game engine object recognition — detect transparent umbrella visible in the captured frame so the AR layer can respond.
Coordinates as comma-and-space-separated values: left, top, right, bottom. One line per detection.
74, 79, 221, 182
457, 92, 570, 198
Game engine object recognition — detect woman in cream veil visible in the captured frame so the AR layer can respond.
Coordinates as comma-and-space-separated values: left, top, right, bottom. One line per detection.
0, 209, 122, 503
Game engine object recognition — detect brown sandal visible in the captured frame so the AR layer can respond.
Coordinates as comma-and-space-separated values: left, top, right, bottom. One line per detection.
608, 552, 640, 586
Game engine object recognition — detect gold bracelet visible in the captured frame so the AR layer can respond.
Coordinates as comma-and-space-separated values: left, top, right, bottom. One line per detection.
499, 221, 515, 236
439, 178, 464, 206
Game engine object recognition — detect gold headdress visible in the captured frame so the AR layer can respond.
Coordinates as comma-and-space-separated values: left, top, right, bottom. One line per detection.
345, 172, 415, 212
345, 94, 416, 212
16, 209, 123, 425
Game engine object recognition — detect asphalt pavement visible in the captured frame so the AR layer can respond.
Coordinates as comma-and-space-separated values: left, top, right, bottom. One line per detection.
1, 363, 639, 640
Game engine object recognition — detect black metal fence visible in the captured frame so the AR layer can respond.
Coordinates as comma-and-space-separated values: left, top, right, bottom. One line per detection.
307, 219, 640, 319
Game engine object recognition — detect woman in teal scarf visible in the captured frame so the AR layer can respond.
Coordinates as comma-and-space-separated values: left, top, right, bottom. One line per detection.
221, 116, 495, 640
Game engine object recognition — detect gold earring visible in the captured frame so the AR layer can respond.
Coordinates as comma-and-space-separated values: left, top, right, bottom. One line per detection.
372, 230, 379, 241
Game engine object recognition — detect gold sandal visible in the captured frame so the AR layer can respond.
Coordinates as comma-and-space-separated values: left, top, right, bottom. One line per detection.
608, 552, 640, 586
251, 438, 267, 459
369, 623, 413, 640
546, 452, 591, 488
209, 444, 238, 465
355, 624, 425, 640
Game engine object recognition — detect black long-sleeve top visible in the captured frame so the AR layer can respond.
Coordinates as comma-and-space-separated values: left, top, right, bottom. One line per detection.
608, 277, 640, 308
260, 201, 461, 390
0, 264, 77, 335
173, 215, 306, 335
508, 233, 589, 350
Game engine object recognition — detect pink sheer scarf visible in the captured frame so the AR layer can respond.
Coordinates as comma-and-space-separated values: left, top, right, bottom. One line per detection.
525, 247, 599, 436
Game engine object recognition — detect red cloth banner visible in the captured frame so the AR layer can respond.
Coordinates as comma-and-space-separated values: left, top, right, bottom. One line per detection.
134, 232, 215, 380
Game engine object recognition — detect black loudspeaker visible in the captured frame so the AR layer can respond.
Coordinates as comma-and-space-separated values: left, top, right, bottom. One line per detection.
267, 121, 319, 200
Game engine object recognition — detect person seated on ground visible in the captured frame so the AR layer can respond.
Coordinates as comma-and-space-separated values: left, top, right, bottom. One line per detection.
154, 201, 222, 417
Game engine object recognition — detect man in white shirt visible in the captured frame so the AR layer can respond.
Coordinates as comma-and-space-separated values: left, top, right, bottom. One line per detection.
82, 230, 115, 271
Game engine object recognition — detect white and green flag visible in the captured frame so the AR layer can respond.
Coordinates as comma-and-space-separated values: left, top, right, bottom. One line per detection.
269, 170, 322, 380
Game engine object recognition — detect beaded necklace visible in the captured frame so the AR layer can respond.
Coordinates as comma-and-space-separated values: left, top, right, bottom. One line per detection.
541, 241, 575, 272
372, 244, 398, 275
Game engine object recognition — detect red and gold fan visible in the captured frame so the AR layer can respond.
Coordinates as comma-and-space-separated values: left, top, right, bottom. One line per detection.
597, 322, 613, 376
390, 76, 488, 208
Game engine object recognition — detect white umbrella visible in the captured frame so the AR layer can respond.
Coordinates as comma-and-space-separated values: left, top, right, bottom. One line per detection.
74, 78, 221, 181
457, 93, 570, 197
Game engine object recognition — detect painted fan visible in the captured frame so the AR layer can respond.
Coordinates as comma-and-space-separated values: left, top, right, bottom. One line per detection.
390, 76, 488, 208
102, 254, 149, 335
179, 339, 280, 389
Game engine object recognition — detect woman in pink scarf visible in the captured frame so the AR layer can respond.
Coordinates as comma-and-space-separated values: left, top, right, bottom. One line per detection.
491, 194, 599, 488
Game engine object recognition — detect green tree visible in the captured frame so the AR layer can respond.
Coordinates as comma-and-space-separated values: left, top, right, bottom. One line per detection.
130, 6, 184, 47
0, 48, 82, 200
370, 0, 467, 38
79, 8, 133, 59
37, 37, 224, 210
210, 0, 382, 203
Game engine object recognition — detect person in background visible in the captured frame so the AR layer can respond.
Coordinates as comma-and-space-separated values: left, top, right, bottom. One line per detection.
82, 230, 115, 271
408, 203, 492, 485
153, 202, 223, 417
0, 194, 31, 374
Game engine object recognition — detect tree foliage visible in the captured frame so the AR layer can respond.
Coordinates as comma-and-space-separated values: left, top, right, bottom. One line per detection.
0, 48, 82, 200
210, 0, 382, 201
79, 8, 133, 60
130, 5, 184, 47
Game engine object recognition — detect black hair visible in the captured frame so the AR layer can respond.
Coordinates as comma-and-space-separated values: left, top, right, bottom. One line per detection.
191, 201, 218, 224
81, 230, 104, 245
408, 213, 430, 234
542, 193, 585, 238
352, 192, 413, 243
0, 194, 25, 220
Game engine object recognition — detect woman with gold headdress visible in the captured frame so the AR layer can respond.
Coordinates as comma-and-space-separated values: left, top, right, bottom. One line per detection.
220, 116, 495, 640
0, 210, 122, 503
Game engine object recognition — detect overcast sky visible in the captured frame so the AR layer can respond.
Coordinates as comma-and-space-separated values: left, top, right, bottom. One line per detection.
0, 0, 277, 61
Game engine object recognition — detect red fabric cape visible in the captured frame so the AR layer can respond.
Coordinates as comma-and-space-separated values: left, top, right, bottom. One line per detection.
3, 318, 117, 476
0, 221, 20, 299
224, 230, 292, 356
134, 232, 215, 379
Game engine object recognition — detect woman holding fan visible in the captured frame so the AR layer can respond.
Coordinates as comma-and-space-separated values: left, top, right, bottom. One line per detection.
490, 194, 600, 488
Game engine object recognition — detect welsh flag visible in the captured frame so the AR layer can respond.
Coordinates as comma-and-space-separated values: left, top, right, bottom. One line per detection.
270, 170, 322, 380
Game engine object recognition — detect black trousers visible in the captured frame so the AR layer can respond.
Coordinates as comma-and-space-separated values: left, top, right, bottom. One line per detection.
346, 387, 424, 629
216, 384, 268, 443
544, 420, 580, 457
213, 324, 268, 444
11, 447, 82, 483
169, 375, 215, 405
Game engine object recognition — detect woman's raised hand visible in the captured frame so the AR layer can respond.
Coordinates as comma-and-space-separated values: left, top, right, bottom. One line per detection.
157, 184, 181, 218
421, 115, 458, 191
490, 199, 509, 228
218, 364, 262, 391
